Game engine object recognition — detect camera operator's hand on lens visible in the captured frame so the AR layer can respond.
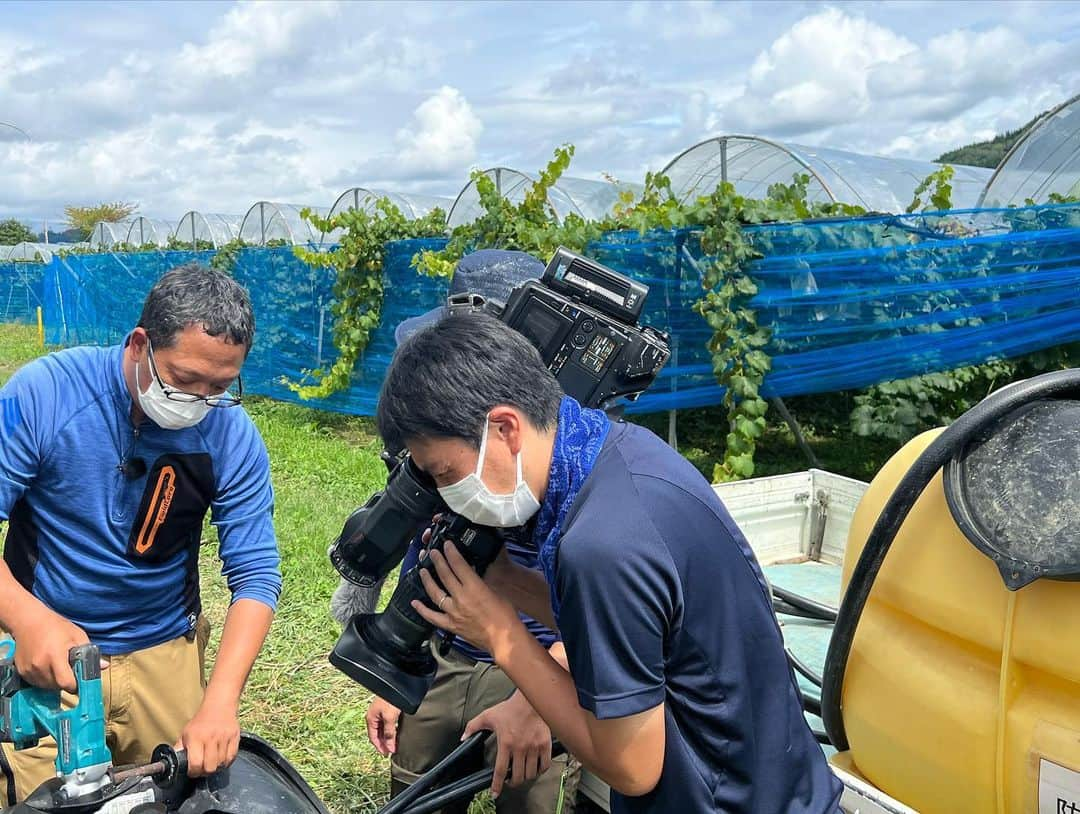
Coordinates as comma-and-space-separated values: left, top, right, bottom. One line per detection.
10, 604, 93, 693
366, 696, 402, 756
412, 542, 521, 655
463, 690, 552, 797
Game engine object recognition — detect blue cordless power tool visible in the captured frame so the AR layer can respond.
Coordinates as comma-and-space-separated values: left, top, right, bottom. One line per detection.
0, 639, 113, 805
0, 639, 191, 813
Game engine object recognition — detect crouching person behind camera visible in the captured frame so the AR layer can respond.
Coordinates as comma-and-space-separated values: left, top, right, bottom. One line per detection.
377, 313, 843, 814
338, 248, 571, 812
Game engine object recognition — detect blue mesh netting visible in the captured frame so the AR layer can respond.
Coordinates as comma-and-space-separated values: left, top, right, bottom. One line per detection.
602, 203, 1080, 412
36, 203, 1080, 416
43, 240, 449, 414
0, 262, 45, 324
747, 204, 1080, 399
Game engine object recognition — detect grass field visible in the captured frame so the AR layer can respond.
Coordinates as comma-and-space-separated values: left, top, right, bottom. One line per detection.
0, 322, 900, 812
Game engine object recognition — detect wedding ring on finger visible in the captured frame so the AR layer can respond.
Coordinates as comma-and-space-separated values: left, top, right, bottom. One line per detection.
438, 593, 451, 611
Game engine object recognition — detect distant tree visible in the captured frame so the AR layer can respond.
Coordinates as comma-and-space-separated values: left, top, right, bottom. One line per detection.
0, 218, 35, 245
65, 202, 138, 240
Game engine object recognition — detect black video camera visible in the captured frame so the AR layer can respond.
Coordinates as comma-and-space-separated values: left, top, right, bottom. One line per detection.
449, 246, 670, 410
328, 248, 670, 712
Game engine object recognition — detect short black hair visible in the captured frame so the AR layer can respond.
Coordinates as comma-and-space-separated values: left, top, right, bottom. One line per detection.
378, 313, 564, 451
138, 263, 255, 351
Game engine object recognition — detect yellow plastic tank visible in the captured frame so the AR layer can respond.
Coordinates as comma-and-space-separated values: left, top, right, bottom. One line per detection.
837, 428, 1080, 814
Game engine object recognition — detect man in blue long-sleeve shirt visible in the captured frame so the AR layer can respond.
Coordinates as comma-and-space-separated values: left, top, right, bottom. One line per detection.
0, 263, 282, 804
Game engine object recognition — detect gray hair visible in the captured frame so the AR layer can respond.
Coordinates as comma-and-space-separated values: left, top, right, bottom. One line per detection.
138, 263, 255, 351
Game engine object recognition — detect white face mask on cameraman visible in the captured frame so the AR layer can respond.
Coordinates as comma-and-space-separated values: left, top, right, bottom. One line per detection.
135, 358, 213, 431
437, 415, 541, 528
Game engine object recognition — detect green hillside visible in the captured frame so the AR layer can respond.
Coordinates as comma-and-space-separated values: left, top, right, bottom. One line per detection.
936, 110, 1047, 169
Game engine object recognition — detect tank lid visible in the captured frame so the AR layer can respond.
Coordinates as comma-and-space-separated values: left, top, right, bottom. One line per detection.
944, 398, 1080, 590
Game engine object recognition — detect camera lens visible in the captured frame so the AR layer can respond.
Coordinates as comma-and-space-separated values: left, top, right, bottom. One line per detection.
329, 455, 445, 587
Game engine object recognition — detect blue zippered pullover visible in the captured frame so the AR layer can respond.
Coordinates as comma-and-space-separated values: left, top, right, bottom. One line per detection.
0, 343, 281, 655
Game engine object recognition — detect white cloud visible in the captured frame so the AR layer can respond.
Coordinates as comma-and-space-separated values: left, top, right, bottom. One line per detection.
719, 6, 1080, 161
395, 87, 483, 176
870, 26, 1066, 111
174, 0, 340, 80
1, 0, 1078, 224
726, 7, 917, 134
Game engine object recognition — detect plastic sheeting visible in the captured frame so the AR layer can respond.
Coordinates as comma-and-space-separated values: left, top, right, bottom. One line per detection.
980, 94, 1080, 206
590, 203, 1080, 411
125, 217, 173, 248
173, 212, 241, 249
447, 168, 641, 228
39, 203, 1080, 416
88, 221, 132, 249
1, 243, 75, 263
328, 188, 450, 221
43, 240, 449, 415
238, 202, 327, 245
321, 188, 451, 242
661, 135, 992, 213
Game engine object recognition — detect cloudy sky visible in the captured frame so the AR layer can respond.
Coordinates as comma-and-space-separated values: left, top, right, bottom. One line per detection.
2, 0, 1078, 226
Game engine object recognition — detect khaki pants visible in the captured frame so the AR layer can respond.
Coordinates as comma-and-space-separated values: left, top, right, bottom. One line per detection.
391, 644, 569, 814
0, 618, 209, 805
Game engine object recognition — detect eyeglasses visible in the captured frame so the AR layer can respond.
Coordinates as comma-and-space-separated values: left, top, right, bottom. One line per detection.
146, 340, 244, 408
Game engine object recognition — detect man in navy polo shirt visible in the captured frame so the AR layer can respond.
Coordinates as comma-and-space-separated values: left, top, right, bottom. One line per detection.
332, 251, 568, 812
376, 312, 842, 813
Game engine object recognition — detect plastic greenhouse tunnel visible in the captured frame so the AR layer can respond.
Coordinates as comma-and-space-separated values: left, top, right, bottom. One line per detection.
446, 167, 642, 228
173, 212, 242, 249
238, 202, 327, 246
321, 188, 452, 242
1, 242, 75, 263
979, 93, 1080, 206
88, 220, 134, 249
125, 217, 174, 248
660, 134, 992, 213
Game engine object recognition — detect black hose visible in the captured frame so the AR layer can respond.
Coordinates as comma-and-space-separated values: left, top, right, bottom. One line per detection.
376, 732, 488, 814
773, 599, 834, 622
787, 648, 823, 688
772, 586, 838, 623
399, 768, 493, 814
396, 742, 568, 814
801, 691, 822, 718
821, 369, 1080, 750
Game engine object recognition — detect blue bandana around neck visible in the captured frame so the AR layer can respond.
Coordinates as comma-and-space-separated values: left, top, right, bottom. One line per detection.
534, 396, 611, 622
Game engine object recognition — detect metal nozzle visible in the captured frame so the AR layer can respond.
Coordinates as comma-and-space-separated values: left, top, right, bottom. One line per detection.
108, 744, 187, 787
108, 760, 166, 784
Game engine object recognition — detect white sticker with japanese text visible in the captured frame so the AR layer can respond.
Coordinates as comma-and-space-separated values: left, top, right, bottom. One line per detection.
1040, 758, 1080, 814
96, 789, 156, 814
